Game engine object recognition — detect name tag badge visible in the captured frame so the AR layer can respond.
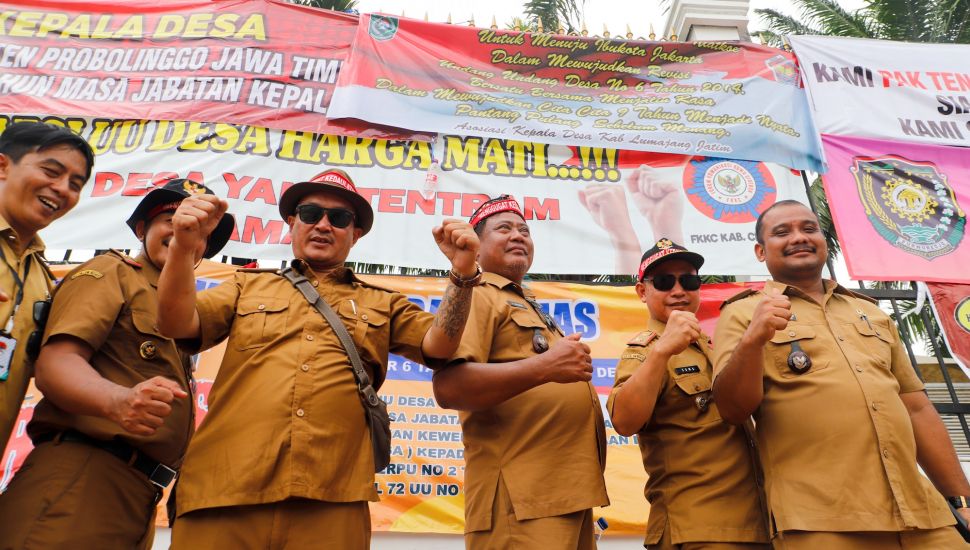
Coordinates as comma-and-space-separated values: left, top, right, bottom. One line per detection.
0, 334, 17, 381
675, 365, 701, 375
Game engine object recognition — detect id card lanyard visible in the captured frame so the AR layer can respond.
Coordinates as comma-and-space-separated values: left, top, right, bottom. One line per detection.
0, 245, 31, 381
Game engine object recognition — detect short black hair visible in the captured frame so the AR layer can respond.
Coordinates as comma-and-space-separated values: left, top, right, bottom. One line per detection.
0, 122, 95, 181
754, 199, 812, 244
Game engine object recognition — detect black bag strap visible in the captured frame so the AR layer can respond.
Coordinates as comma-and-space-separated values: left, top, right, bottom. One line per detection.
280, 267, 382, 409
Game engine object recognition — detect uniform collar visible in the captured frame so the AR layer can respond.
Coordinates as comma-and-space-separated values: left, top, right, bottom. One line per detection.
292, 258, 354, 285
134, 252, 161, 287
482, 271, 533, 297
0, 212, 45, 256
764, 278, 840, 304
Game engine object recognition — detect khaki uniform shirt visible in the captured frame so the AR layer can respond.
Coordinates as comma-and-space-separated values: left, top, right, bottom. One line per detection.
177, 262, 432, 516
607, 318, 768, 545
0, 215, 53, 450
446, 272, 608, 533
29, 251, 195, 467
713, 280, 953, 533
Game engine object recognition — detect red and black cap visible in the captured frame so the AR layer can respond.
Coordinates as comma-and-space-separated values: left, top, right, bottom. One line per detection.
636, 238, 705, 281
278, 169, 374, 235
469, 194, 525, 227
125, 178, 235, 259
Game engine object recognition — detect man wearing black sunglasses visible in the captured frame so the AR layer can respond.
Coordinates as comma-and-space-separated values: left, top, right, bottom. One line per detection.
157, 169, 481, 549
713, 200, 970, 549
608, 238, 769, 550
0, 179, 234, 548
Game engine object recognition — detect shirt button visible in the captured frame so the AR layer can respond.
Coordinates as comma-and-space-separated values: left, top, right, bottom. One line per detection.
882, 448, 889, 458
301, 364, 310, 372
312, 280, 319, 287
258, 304, 266, 310
837, 335, 845, 341
296, 408, 305, 417
361, 314, 369, 321
788, 331, 796, 337
856, 366, 863, 372
872, 403, 878, 410
306, 334, 314, 341
694, 384, 701, 391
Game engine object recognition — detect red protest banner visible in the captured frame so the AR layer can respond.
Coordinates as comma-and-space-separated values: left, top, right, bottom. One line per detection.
927, 283, 970, 378
0, 0, 421, 139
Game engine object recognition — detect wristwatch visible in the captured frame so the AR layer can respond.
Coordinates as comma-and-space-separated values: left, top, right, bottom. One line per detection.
947, 496, 970, 509
449, 263, 483, 288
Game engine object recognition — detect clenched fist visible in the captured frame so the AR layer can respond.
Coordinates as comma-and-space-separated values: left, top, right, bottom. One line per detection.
433, 219, 480, 277
541, 333, 593, 384
171, 195, 229, 258
107, 376, 188, 436
654, 310, 701, 357
745, 287, 792, 345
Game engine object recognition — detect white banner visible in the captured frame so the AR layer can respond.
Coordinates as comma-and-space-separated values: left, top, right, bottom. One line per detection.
789, 35, 970, 147
10, 114, 806, 276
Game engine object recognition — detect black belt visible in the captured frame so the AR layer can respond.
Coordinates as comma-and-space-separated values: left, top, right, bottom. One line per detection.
34, 430, 178, 489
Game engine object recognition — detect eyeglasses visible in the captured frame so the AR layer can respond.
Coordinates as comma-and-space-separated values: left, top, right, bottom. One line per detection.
642, 274, 702, 291
26, 299, 51, 360
294, 204, 355, 228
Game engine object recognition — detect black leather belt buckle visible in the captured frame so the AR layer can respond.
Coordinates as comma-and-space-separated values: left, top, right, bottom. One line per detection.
148, 463, 178, 489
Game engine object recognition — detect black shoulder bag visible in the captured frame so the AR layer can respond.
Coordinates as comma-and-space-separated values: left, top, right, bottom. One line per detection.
281, 267, 392, 472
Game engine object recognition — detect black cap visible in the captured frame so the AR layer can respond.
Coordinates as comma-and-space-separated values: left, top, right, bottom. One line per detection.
125, 179, 235, 259
636, 238, 705, 281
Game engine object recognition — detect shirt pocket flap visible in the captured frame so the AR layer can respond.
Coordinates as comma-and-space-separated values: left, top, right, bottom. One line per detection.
770, 324, 816, 344
673, 373, 712, 395
357, 307, 388, 327
237, 298, 288, 316
854, 319, 892, 343
131, 310, 163, 337
509, 308, 545, 329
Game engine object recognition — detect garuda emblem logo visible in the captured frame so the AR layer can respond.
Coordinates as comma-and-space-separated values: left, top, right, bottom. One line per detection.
851, 155, 965, 260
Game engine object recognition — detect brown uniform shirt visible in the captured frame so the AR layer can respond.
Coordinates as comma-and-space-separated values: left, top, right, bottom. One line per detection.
713, 280, 953, 533
0, 215, 53, 450
607, 318, 768, 545
445, 272, 608, 533
177, 262, 433, 516
29, 250, 194, 466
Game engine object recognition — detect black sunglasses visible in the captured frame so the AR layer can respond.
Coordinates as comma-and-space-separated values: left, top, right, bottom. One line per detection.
26, 299, 51, 360
643, 273, 702, 292
294, 204, 355, 228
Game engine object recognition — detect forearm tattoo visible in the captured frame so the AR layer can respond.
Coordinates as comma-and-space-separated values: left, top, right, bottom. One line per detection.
434, 283, 473, 340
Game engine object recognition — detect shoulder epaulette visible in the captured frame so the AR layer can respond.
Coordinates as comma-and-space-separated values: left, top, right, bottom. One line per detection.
720, 288, 759, 310
844, 288, 878, 305
107, 249, 141, 268
627, 330, 657, 347
239, 267, 280, 273
353, 276, 397, 294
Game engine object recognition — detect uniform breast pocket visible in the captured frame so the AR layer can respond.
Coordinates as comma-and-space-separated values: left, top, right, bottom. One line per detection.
130, 310, 175, 373
848, 319, 894, 370
337, 302, 388, 348
672, 373, 720, 423
769, 324, 829, 379
233, 297, 288, 351
509, 308, 546, 351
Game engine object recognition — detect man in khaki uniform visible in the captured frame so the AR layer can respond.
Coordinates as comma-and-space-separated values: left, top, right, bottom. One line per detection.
0, 122, 94, 453
158, 169, 481, 549
0, 179, 234, 549
608, 239, 769, 550
433, 195, 609, 550
713, 200, 970, 549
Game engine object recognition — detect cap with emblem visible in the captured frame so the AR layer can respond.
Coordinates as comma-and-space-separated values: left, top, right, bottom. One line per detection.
126, 178, 235, 259
278, 169, 374, 235
469, 194, 525, 227
636, 238, 705, 282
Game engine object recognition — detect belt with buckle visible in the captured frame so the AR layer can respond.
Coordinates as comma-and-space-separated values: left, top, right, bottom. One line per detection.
34, 430, 178, 489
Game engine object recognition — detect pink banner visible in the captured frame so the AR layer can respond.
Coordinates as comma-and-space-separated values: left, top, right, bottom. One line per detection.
821, 134, 970, 282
